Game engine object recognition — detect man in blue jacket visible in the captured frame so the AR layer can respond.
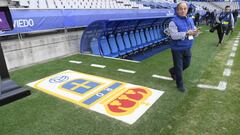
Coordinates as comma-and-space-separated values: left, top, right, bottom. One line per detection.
215, 5, 234, 46
168, 2, 199, 92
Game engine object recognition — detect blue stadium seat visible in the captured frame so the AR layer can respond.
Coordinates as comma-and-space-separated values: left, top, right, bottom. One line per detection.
149, 27, 159, 44
140, 29, 150, 47
108, 34, 119, 55
153, 27, 162, 42
158, 26, 168, 41
129, 31, 138, 51
156, 26, 163, 39
116, 33, 128, 55
123, 32, 133, 53
90, 37, 101, 55
153, 26, 161, 39
135, 30, 144, 49
99, 36, 119, 57
145, 28, 153, 43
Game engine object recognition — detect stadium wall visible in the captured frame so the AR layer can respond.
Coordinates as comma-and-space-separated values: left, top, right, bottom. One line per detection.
1, 30, 83, 70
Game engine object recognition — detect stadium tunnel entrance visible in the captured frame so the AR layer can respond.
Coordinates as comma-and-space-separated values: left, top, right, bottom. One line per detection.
80, 15, 174, 61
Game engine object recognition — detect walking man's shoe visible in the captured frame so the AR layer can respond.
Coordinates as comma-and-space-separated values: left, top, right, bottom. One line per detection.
169, 68, 176, 80
177, 86, 186, 92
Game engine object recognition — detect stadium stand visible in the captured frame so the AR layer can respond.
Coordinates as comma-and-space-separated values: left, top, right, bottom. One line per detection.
140, 0, 239, 11
191, 1, 219, 11
5, 0, 150, 9
0, 1, 8, 7
139, 1, 176, 9
190, 2, 220, 11
211, 2, 239, 10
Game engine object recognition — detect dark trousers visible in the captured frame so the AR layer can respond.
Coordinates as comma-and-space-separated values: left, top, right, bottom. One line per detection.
210, 18, 215, 27
234, 17, 237, 26
217, 25, 231, 44
194, 19, 200, 27
170, 48, 191, 88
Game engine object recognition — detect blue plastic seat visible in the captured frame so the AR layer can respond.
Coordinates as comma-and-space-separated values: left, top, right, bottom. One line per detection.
135, 30, 144, 49
153, 26, 161, 39
123, 32, 133, 53
140, 29, 150, 47
90, 37, 101, 55
149, 27, 158, 43
156, 26, 163, 39
116, 33, 127, 55
108, 34, 119, 55
99, 36, 119, 57
153, 27, 162, 42
145, 28, 153, 43
158, 26, 168, 41
129, 31, 138, 51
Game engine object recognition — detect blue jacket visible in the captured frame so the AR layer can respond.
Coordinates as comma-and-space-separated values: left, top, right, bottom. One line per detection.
219, 12, 233, 27
171, 15, 195, 50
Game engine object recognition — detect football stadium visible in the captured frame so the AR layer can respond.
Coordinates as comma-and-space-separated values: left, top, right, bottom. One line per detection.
0, 0, 240, 134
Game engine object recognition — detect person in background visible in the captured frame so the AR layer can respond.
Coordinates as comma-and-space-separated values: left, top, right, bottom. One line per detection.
232, 9, 238, 26
215, 5, 234, 46
205, 9, 211, 25
194, 12, 200, 27
168, 2, 199, 92
210, 10, 216, 27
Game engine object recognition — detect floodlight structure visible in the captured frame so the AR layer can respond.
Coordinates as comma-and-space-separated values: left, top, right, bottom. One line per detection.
0, 7, 30, 106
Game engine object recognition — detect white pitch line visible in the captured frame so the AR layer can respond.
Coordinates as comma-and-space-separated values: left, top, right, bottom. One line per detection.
152, 74, 173, 81
90, 64, 106, 68
223, 68, 231, 76
197, 81, 227, 91
117, 69, 136, 74
226, 59, 234, 66
103, 56, 140, 63
218, 81, 227, 91
69, 60, 82, 64
234, 40, 239, 43
229, 52, 236, 57
81, 53, 101, 57
197, 84, 219, 90
233, 43, 239, 47
82, 53, 140, 63
232, 46, 237, 52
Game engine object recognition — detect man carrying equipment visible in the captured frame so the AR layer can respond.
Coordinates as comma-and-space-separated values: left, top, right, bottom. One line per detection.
215, 6, 234, 46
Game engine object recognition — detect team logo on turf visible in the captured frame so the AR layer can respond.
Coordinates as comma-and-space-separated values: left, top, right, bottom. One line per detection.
60, 79, 101, 95
105, 87, 152, 116
49, 75, 69, 83
27, 70, 164, 124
